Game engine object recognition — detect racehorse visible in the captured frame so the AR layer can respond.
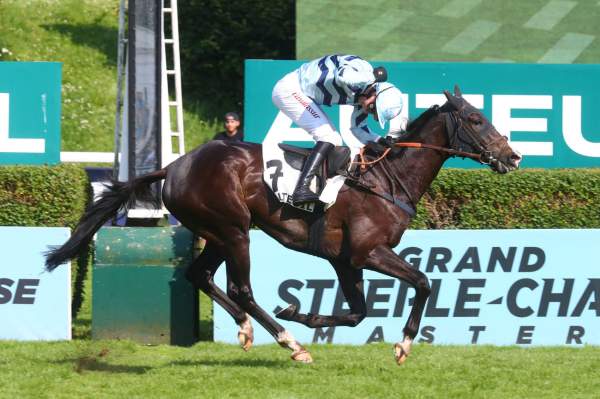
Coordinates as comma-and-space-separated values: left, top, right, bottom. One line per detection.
46, 86, 521, 365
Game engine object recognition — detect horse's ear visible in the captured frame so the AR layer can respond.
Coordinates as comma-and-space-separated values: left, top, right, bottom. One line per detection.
444, 89, 461, 110
454, 85, 462, 97
444, 90, 453, 102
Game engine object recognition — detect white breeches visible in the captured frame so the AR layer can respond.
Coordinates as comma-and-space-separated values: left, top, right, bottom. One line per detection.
271, 71, 342, 146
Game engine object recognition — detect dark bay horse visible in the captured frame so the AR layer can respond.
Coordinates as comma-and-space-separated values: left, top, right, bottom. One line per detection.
46, 87, 521, 365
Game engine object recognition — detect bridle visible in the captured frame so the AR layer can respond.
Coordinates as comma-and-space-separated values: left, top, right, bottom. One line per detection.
353, 103, 508, 170
441, 105, 509, 165
393, 105, 504, 165
349, 100, 509, 216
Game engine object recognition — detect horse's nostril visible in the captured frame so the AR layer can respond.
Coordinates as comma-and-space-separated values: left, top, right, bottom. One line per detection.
510, 152, 522, 167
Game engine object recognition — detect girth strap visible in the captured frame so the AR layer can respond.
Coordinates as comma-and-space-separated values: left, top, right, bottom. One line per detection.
373, 191, 417, 217
346, 179, 416, 218
307, 213, 326, 254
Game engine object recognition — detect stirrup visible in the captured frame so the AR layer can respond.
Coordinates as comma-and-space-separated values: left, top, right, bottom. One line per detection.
292, 186, 320, 204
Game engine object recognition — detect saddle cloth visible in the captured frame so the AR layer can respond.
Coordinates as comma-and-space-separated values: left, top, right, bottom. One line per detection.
263, 143, 351, 212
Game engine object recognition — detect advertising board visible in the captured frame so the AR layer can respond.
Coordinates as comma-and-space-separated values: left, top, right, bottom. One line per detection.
244, 60, 600, 168
0, 227, 71, 340
214, 229, 599, 346
0, 62, 62, 165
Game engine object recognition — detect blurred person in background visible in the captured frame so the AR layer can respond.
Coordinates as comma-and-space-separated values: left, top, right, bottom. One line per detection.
212, 112, 244, 141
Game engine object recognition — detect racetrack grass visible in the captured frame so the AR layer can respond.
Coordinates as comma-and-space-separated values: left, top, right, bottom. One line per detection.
0, 340, 598, 398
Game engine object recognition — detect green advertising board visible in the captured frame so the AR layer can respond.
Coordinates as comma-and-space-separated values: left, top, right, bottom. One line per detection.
0, 62, 62, 165
244, 60, 600, 168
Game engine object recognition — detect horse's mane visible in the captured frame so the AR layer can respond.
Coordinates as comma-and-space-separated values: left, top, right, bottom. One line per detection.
406, 105, 443, 134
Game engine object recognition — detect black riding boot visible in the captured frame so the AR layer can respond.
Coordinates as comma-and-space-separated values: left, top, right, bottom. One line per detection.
292, 141, 334, 204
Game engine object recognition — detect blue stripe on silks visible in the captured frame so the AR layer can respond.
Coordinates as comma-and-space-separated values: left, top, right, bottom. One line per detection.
331, 78, 348, 104
345, 55, 361, 61
329, 55, 348, 104
355, 111, 368, 126
317, 57, 332, 106
329, 55, 340, 68
361, 126, 370, 133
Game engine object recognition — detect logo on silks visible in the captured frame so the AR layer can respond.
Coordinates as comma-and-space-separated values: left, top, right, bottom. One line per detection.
213, 229, 600, 346
244, 60, 600, 168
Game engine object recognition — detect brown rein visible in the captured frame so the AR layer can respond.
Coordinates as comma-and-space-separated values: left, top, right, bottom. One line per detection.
352, 142, 484, 171
393, 142, 484, 161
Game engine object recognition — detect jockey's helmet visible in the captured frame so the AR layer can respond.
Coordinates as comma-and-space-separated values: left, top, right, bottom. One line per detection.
375, 82, 403, 129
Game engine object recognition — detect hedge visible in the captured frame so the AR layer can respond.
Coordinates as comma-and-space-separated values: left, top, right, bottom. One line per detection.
411, 168, 600, 229
0, 164, 91, 316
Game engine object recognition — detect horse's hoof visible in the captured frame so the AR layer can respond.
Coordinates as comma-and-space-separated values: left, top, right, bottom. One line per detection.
291, 349, 313, 364
393, 343, 409, 366
237, 316, 254, 351
238, 331, 253, 352
275, 304, 297, 320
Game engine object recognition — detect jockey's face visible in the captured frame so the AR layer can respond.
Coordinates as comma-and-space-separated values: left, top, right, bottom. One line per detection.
358, 90, 378, 120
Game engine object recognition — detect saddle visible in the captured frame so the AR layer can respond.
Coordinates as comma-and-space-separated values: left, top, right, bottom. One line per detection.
278, 143, 351, 188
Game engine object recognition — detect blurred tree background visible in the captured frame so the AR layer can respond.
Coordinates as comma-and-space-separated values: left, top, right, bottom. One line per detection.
179, 0, 295, 119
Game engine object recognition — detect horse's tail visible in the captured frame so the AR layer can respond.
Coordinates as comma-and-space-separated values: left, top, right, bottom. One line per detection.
44, 168, 168, 271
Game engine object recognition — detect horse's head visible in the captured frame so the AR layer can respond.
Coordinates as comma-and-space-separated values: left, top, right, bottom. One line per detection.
443, 85, 521, 173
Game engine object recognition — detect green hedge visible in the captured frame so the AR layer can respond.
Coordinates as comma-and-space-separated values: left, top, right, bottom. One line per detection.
411, 168, 600, 229
0, 164, 89, 227
0, 164, 91, 316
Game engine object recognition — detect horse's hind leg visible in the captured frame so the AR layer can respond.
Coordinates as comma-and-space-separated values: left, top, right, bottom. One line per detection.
276, 261, 367, 328
185, 242, 254, 350
223, 230, 312, 363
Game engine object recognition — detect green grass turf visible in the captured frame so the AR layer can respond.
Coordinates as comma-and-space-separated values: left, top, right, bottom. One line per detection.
17, 262, 600, 399
0, 0, 219, 154
297, 0, 600, 63
0, 340, 598, 398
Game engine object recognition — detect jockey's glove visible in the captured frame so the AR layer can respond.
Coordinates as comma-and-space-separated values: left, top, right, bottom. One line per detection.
368, 136, 402, 156
377, 136, 395, 148
366, 136, 398, 155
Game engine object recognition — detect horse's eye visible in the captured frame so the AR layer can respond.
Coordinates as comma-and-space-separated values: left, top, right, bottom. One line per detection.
468, 114, 482, 125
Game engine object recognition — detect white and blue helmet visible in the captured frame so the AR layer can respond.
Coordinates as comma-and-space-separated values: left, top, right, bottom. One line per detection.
375, 82, 403, 129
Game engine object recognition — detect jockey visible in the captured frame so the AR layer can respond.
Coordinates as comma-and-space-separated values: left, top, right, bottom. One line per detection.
272, 54, 404, 205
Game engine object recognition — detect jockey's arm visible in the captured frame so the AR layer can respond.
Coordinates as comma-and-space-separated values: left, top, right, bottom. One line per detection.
349, 105, 382, 145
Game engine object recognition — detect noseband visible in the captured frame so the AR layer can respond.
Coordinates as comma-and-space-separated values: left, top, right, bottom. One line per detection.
444, 108, 507, 165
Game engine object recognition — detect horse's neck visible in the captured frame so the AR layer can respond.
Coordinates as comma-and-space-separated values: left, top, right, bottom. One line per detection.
390, 113, 449, 203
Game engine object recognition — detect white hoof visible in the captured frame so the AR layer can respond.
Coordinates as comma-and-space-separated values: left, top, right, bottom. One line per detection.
237, 315, 254, 352
393, 338, 412, 366
291, 348, 313, 363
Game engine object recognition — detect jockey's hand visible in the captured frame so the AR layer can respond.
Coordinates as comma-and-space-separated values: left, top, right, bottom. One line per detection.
373, 136, 402, 155
366, 140, 386, 154
377, 136, 396, 148
366, 137, 395, 154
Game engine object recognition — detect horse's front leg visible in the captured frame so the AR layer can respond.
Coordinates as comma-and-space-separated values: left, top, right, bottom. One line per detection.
364, 245, 431, 365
